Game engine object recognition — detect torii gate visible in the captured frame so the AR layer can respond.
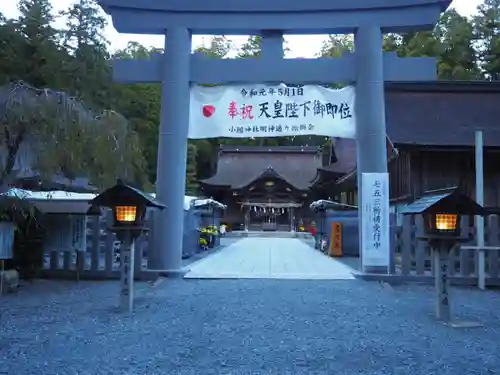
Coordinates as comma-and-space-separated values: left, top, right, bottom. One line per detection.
98, 0, 451, 276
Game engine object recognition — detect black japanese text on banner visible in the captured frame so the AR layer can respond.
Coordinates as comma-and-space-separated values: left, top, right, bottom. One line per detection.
188, 84, 356, 139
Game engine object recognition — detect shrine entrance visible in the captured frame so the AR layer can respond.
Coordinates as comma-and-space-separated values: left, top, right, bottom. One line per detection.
99, 0, 449, 275
243, 201, 301, 232
250, 208, 279, 231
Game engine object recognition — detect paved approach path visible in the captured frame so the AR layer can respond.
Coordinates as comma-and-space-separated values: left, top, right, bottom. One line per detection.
184, 237, 356, 279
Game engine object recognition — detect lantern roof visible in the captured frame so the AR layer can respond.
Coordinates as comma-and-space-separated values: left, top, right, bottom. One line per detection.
401, 191, 486, 216
91, 180, 165, 209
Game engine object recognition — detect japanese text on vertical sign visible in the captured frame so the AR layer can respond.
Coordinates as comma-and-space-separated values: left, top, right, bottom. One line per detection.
361, 172, 389, 269
371, 180, 382, 250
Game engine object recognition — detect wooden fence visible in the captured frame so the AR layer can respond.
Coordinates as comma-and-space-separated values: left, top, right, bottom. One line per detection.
40, 212, 155, 280
39, 208, 218, 280
393, 214, 500, 285
39, 209, 500, 285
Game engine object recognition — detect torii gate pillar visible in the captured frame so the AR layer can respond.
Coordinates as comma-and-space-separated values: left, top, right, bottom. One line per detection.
355, 26, 388, 273
98, 0, 451, 276
148, 27, 191, 275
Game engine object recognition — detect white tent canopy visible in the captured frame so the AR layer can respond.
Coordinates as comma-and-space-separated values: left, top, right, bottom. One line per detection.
310, 199, 357, 211
2, 188, 226, 211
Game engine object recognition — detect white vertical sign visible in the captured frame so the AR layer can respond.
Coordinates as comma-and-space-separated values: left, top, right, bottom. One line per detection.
361, 173, 390, 269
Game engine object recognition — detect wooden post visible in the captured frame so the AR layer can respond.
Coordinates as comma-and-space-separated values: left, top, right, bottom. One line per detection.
434, 244, 451, 322
475, 130, 485, 289
120, 233, 135, 313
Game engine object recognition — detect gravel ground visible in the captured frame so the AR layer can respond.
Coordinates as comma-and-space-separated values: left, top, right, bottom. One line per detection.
1, 279, 500, 375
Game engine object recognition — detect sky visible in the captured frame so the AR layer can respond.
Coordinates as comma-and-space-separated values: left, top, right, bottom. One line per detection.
0, 0, 482, 58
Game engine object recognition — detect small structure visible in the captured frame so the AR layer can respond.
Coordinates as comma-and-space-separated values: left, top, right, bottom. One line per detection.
181, 196, 200, 259
196, 198, 226, 227
0, 196, 18, 293
91, 180, 165, 313
2, 188, 100, 277
151, 195, 226, 259
401, 190, 486, 324
195, 198, 226, 248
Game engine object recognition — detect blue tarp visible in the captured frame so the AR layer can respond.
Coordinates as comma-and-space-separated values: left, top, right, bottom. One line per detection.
182, 205, 201, 259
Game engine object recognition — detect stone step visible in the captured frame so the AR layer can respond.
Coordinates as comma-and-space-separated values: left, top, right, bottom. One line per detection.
226, 231, 313, 239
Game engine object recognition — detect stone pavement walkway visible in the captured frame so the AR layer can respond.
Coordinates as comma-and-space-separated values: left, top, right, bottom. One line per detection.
184, 237, 356, 279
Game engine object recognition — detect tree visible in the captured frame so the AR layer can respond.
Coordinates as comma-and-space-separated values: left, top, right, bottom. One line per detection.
0, 81, 147, 189
379, 8, 480, 80
195, 36, 233, 58
15, 0, 66, 89
436, 9, 480, 80
318, 34, 353, 57
59, 0, 111, 107
112, 43, 162, 185
238, 35, 261, 58
473, 0, 500, 80
237, 35, 291, 58
0, 14, 27, 85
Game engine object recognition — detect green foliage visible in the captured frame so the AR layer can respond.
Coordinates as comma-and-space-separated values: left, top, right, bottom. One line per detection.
238, 36, 262, 58
196, 36, 233, 58
59, 0, 111, 108
12, 213, 45, 280
369, 8, 482, 80
111, 42, 162, 184
473, 0, 500, 80
318, 35, 353, 57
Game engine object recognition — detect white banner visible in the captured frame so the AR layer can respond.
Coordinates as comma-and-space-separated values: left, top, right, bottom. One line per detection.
361, 173, 390, 269
189, 84, 356, 139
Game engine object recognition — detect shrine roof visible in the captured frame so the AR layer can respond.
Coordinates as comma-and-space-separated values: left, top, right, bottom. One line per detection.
385, 81, 500, 147
319, 139, 357, 175
99, 0, 450, 13
200, 146, 322, 190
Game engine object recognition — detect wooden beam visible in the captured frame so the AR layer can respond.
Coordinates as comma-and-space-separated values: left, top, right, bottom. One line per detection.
100, 0, 450, 13
104, 1, 447, 35
113, 52, 436, 84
